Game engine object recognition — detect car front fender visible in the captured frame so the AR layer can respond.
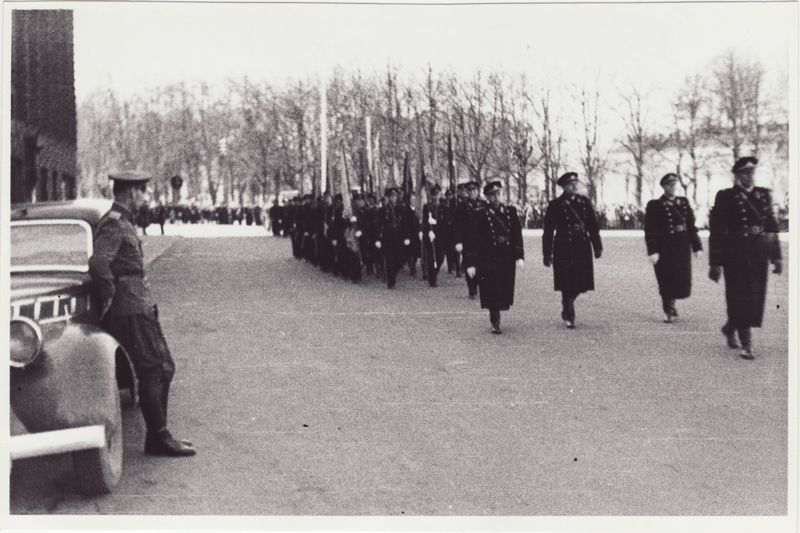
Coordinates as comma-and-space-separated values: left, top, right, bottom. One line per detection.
11, 322, 126, 435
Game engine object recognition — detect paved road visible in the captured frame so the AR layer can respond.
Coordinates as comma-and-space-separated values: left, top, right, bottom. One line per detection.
9, 233, 790, 519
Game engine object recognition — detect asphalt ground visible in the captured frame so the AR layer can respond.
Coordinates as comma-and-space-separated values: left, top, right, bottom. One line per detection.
8, 231, 792, 523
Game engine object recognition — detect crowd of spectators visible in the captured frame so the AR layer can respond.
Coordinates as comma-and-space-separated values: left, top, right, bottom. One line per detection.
134, 202, 266, 234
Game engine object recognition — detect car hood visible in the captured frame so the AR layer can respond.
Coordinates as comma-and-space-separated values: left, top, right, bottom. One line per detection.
11, 272, 92, 302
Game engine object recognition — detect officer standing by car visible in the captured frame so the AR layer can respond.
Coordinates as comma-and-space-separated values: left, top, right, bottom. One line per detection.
542, 172, 603, 329
645, 173, 703, 323
464, 181, 525, 334
88, 170, 196, 457
709, 157, 782, 359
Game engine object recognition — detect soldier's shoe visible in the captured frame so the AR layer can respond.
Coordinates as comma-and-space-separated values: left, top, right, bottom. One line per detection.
491, 323, 502, 334
664, 313, 673, 324
740, 346, 755, 360
566, 320, 576, 329
145, 430, 196, 457
721, 324, 739, 348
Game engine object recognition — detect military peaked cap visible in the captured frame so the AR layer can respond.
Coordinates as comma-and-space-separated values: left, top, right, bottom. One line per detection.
465, 180, 480, 190
109, 170, 151, 184
557, 172, 579, 187
384, 187, 401, 197
732, 157, 758, 173
429, 183, 442, 195
483, 180, 502, 196
660, 173, 681, 187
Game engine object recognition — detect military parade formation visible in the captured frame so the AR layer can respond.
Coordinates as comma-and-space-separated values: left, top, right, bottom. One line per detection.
270, 157, 782, 359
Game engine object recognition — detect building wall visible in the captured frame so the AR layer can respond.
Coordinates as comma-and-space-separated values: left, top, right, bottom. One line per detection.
10, 9, 77, 204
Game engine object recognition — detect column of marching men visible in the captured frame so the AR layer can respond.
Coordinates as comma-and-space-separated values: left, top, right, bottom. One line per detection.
278, 156, 782, 360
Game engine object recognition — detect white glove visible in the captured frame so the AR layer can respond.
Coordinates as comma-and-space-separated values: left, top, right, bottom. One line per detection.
428, 217, 437, 225
404, 239, 410, 246
516, 259, 524, 269
455, 243, 463, 253
648, 253, 659, 265
350, 216, 357, 223
355, 230, 362, 238
428, 231, 435, 242
418, 232, 423, 241
375, 241, 381, 249
466, 267, 476, 278
332, 240, 337, 246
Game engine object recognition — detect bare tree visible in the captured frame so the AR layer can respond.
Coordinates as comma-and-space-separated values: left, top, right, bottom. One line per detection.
574, 84, 607, 205
711, 49, 766, 161
530, 83, 564, 202
618, 86, 657, 207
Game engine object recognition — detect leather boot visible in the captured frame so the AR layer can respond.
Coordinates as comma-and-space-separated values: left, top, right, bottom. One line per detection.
145, 429, 196, 457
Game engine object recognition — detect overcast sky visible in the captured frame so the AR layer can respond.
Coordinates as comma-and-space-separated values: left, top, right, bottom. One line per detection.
59, 1, 795, 104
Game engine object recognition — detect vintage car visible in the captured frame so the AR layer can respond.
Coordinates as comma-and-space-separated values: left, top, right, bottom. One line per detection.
10, 199, 137, 495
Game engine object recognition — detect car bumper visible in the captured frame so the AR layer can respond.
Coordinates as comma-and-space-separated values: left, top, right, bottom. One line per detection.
10, 424, 106, 460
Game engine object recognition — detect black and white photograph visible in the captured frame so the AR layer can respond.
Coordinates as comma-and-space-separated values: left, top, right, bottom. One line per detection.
3, 1, 797, 531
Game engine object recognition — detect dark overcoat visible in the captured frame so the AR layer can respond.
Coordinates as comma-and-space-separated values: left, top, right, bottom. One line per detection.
709, 185, 782, 328
644, 195, 702, 299
404, 204, 422, 259
464, 203, 524, 311
542, 194, 602, 295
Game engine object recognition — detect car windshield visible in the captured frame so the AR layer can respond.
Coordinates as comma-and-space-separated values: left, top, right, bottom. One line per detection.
11, 222, 92, 271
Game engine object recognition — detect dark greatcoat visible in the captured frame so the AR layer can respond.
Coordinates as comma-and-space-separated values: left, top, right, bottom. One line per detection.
709, 185, 782, 328
464, 203, 524, 311
404, 204, 422, 260
542, 193, 602, 295
645, 195, 702, 299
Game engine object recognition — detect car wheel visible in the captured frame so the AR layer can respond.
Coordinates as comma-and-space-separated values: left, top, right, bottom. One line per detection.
72, 391, 123, 495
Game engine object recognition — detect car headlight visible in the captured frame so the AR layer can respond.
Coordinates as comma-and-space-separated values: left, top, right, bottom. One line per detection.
10, 317, 43, 368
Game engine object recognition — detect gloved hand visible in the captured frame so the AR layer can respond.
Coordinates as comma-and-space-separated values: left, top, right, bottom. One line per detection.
355, 230, 362, 238
403, 239, 410, 246
332, 240, 337, 246
709, 266, 722, 282
773, 259, 783, 275
595, 249, 602, 259
428, 231, 435, 242
455, 243, 463, 253
543, 256, 551, 268
375, 241, 382, 249
516, 259, 524, 269
428, 217, 437, 225
350, 216, 357, 223
418, 232, 423, 241
648, 253, 660, 265
466, 267, 476, 278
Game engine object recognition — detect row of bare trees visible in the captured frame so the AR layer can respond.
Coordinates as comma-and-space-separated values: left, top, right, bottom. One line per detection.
77, 48, 788, 208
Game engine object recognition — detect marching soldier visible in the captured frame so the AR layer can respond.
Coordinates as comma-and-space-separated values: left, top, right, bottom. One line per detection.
453, 181, 483, 299
88, 171, 195, 457
317, 192, 334, 273
709, 156, 782, 359
464, 181, 525, 334
360, 193, 378, 275
443, 188, 460, 276
645, 173, 703, 322
405, 191, 422, 277
542, 172, 603, 329
422, 184, 447, 287
375, 187, 410, 289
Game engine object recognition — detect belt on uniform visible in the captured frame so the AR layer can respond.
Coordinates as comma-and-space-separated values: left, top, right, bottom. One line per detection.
116, 274, 144, 282
738, 225, 763, 236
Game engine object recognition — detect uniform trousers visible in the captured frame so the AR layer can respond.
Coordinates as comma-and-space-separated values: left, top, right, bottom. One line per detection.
104, 309, 175, 434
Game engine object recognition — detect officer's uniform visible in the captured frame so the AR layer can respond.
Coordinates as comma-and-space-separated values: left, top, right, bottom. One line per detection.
375, 188, 410, 289
88, 170, 194, 456
709, 157, 782, 358
453, 182, 483, 298
542, 172, 603, 328
464, 181, 524, 333
645, 173, 702, 321
422, 185, 447, 287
